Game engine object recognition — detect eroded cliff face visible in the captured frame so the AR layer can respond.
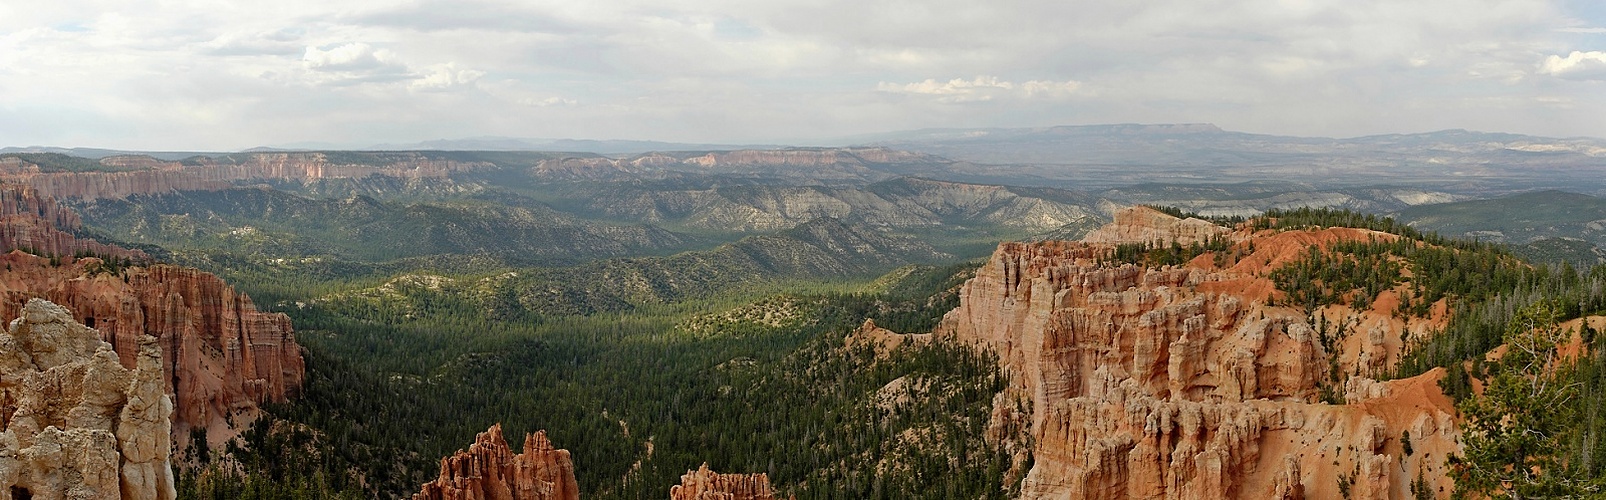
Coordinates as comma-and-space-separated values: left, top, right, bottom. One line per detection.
0, 185, 146, 260
939, 206, 1459, 499
669, 464, 776, 500
413, 424, 580, 500
0, 253, 304, 445
0, 298, 176, 500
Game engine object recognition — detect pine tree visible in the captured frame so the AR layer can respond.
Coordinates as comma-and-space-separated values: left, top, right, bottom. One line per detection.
1451, 301, 1603, 498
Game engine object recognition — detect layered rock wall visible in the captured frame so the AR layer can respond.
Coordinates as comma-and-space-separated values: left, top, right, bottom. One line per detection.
2, 153, 489, 201
0, 185, 146, 260
414, 424, 580, 500
0, 299, 175, 500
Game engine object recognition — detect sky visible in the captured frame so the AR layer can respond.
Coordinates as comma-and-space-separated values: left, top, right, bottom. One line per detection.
1, 0, 1604, 150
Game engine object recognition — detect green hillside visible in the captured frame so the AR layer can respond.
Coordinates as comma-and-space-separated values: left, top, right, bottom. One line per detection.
1395, 190, 1606, 265
76, 188, 697, 265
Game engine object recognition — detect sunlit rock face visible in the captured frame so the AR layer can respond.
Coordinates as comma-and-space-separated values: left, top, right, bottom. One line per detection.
0, 253, 306, 447
413, 424, 580, 500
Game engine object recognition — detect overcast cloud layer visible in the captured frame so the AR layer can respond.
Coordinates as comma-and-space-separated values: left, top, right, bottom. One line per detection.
1, 0, 1604, 150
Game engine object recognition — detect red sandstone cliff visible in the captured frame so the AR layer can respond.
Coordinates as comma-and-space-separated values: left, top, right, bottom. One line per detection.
669, 464, 776, 500
939, 206, 1460, 499
0, 184, 147, 260
0, 253, 304, 444
414, 424, 580, 500
0, 184, 302, 444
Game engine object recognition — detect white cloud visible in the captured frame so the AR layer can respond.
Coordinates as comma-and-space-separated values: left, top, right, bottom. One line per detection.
1021, 80, 1083, 98
410, 63, 485, 91
877, 76, 1081, 103
201, 29, 305, 56
303, 43, 398, 72
300, 43, 495, 90
525, 96, 578, 107
1540, 50, 1606, 81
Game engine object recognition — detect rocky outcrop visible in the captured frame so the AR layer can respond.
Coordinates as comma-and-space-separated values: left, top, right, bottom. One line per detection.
845, 319, 930, 357
0, 298, 175, 500
1, 153, 490, 201
669, 464, 775, 500
1081, 205, 1229, 246
940, 206, 1460, 499
414, 424, 579, 500
0, 253, 304, 445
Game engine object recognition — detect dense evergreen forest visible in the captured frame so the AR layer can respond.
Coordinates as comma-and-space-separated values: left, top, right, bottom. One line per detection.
171, 262, 1016, 499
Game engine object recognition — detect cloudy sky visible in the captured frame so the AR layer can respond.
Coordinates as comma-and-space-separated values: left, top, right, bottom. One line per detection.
1, 0, 1604, 150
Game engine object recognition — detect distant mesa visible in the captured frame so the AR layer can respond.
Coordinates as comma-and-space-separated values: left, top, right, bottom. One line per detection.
0, 151, 492, 201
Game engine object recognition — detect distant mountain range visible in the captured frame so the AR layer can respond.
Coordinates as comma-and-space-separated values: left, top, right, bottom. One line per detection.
0, 138, 771, 158
0, 146, 219, 161
857, 124, 1606, 192
11, 122, 1603, 161
362, 137, 775, 154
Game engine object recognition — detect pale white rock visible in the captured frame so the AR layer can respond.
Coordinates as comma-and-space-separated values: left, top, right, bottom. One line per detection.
0, 299, 175, 500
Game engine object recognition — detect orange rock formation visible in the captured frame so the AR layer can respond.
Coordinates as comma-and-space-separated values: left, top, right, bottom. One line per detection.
414, 424, 580, 500
669, 464, 776, 500
0, 184, 303, 444
939, 206, 1460, 499
0, 253, 305, 444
